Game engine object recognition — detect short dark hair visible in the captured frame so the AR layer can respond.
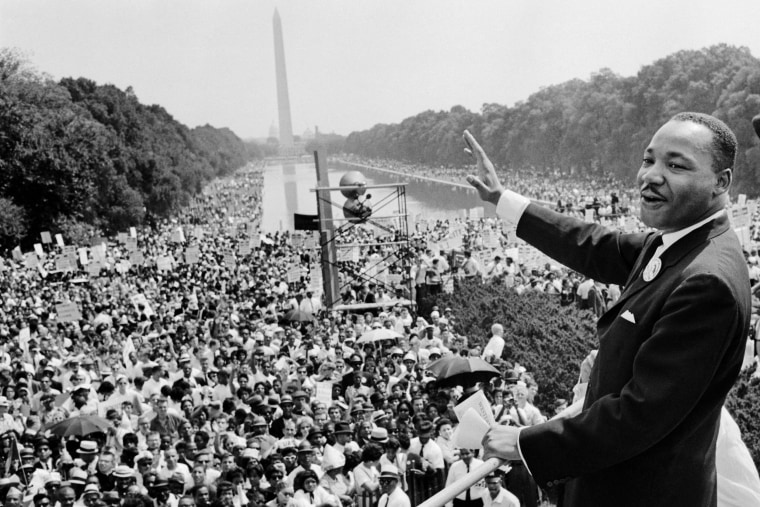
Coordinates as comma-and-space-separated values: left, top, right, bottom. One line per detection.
361, 443, 383, 462
670, 112, 737, 172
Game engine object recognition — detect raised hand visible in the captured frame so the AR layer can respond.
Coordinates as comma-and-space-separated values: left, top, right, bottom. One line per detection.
464, 130, 505, 206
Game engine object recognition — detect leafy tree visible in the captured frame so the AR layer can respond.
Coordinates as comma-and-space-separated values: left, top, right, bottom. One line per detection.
343, 44, 760, 195
0, 49, 260, 248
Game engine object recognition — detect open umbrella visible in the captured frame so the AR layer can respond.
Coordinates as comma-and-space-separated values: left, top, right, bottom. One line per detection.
43, 414, 111, 437
284, 309, 313, 322
427, 356, 501, 388
356, 328, 402, 344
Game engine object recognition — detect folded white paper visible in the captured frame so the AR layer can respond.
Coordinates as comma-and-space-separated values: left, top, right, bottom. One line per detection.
452, 407, 492, 450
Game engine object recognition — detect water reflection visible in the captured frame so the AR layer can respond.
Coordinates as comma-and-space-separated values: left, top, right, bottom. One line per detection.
261, 160, 492, 232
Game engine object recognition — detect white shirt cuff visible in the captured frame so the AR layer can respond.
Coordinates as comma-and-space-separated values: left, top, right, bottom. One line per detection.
516, 427, 534, 477
495, 190, 530, 235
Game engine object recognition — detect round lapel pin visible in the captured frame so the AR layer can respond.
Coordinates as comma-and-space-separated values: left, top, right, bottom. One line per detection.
643, 257, 661, 282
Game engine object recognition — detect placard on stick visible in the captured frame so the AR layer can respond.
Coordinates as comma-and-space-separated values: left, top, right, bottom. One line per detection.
56, 302, 82, 323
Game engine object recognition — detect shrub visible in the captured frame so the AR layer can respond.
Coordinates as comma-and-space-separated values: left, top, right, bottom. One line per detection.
430, 279, 760, 470
425, 279, 598, 414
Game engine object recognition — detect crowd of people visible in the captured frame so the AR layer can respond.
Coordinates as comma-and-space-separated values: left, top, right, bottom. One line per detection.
0, 153, 757, 507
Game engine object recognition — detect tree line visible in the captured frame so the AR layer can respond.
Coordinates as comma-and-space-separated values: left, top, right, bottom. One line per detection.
0, 49, 261, 250
343, 44, 760, 195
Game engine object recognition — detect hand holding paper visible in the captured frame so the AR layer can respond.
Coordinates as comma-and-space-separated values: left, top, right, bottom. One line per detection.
481, 425, 522, 462
452, 408, 492, 449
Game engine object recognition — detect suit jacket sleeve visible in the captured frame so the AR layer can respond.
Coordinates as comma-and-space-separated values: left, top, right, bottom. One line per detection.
513, 205, 749, 489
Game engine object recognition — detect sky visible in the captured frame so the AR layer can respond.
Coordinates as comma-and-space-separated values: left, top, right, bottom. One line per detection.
3, 0, 760, 141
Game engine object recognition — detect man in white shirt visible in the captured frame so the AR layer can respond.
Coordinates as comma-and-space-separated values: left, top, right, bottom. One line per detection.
445, 448, 485, 507
483, 256, 506, 281
465, 114, 751, 506
482, 473, 520, 507
377, 464, 410, 507
481, 324, 506, 362
407, 420, 444, 471
142, 363, 169, 400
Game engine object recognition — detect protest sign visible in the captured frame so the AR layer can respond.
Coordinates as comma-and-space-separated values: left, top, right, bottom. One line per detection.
34, 243, 44, 257
171, 227, 186, 243
130, 251, 144, 266
87, 262, 103, 276
238, 242, 251, 256
156, 256, 174, 272
91, 244, 106, 263
185, 245, 200, 265
287, 266, 302, 284
316, 382, 333, 406
55, 234, 65, 247
222, 249, 236, 267
24, 252, 39, 269
56, 302, 82, 323
41, 231, 52, 244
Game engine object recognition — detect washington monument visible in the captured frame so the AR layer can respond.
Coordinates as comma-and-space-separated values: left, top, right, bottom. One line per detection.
273, 9, 294, 149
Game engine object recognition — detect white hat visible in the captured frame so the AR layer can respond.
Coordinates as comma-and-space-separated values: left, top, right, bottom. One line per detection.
379, 464, 400, 479
321, 444, 346, 471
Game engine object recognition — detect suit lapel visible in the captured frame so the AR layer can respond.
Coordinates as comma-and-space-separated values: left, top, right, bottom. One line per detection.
609, 214, 731, 313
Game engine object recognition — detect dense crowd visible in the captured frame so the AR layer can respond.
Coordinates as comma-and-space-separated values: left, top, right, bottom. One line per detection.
0, 157, 757, 507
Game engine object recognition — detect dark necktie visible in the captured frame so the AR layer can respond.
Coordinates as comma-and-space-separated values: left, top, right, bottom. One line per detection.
465, 463, 471, 501
515, 407, 527, 426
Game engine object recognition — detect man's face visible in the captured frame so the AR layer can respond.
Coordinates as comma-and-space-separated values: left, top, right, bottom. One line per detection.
195, 453, 211, 470
195, 487, 210, 507
380, 477, 398, 496
147, 434, 160, 450
5, 491, 21, 507
58, 489, 76, 507
220, 489, 234, 507
221, 455, 235, 472
38, 444, 52, 460
165, 449, 178, 467
98, 454, 114, 473
192, 467, 205, 484
637, 120, 724, 233
486, 478, 502, 496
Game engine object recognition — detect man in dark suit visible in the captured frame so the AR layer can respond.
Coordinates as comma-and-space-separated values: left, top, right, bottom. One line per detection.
466, 112, 750, 507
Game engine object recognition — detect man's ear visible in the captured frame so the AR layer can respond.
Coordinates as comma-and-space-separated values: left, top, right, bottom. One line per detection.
714, 168, 732, 196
